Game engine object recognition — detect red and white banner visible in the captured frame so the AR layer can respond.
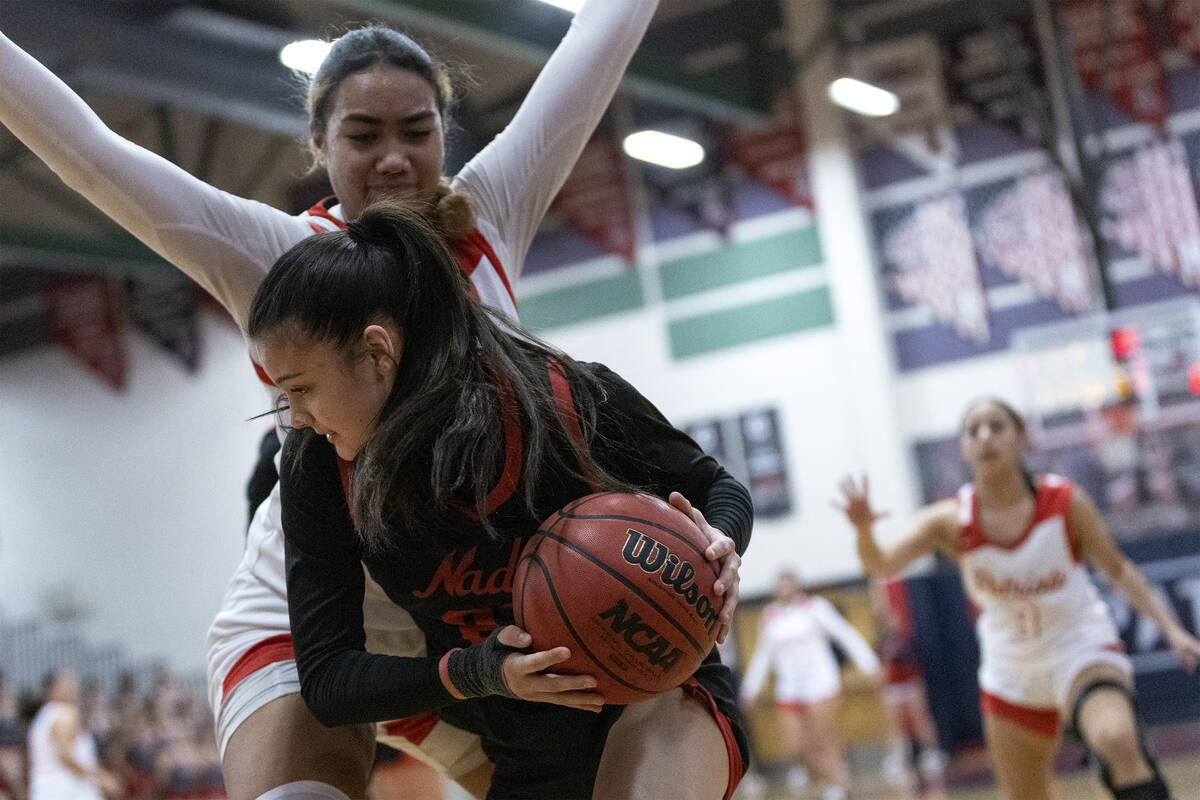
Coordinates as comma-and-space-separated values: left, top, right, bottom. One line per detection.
975, 171, 1096, 314
1168, 0, 1200, 61
126, 278, 202, 372
847, 34, 958, 173
1061, 0, 1169, 128
49, 275, 127, 390
725, 121, 810, 208
550, 132, 636, 262
1102, 140, 1200, 289
884, 194, 990, 343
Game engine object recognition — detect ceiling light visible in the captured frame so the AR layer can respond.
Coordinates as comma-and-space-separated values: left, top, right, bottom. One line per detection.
280, 40, 332, 74
537, 0, 584, 11
827, 77, 900, 117
622, 130, 705, 169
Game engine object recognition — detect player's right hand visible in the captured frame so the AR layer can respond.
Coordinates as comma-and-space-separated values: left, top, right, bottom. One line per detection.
496, 625, 606, 712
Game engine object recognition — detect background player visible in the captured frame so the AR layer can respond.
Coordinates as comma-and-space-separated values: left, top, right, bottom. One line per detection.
0, 1, 659, 796
739, 569, 880, 800
836, 397, 1200, 800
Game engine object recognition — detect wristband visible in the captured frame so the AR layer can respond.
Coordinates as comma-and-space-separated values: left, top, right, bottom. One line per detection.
442, 628, 519, 699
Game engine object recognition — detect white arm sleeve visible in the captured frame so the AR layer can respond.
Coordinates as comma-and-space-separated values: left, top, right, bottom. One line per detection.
738, 622, 775, 702
813, 597, 881, 675
0, 30, 312, 329
453, 0, 658, 280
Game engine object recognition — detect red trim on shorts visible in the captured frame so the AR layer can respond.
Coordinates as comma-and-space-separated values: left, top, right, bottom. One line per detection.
980, 690, 1059, 737
221, 634, 295, 701
884, 663, 923, 686
383, 712, 441, 745
681, 677, 745, 800
1104, 641, 1126, 654
775, 699, 809, 713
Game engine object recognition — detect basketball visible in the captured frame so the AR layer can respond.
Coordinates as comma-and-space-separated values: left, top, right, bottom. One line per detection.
513, 492, 723, 705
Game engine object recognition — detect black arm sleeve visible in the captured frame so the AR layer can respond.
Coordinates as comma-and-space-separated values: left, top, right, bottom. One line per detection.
279, 433, 458, 726
587, 364, 753, 555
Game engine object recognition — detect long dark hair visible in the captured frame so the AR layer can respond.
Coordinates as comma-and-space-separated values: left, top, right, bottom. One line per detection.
248, 202, 630, 550
303, 25, 473, 237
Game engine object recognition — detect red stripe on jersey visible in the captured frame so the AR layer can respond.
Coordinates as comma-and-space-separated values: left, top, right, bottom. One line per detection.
980, 690, 1059, 736
451, 230, 515, 307
221, 634, 294, 700
958, 476, 1075, 553
548, 358, 598, 493
305, 197, 348, 230
383, 712, 441, 745
485, 378, 522, 513
252, 359, 275, 388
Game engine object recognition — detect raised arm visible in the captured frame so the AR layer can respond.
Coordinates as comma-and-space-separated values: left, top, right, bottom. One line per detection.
454, 0, 659, 278
836, 475, 958, 578
812, 597, 880, 676
0, 30, 311, 327
1068, 487, 1200, 672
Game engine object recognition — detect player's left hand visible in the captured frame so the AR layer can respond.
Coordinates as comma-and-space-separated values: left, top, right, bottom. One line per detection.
670, 491, 740, 645
1166, 626, 1200, 672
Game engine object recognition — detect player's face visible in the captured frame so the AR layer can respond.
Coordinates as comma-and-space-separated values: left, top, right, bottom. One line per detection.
959, 402, 1026, 475
314, 65, 446, 222
256, 329, 398, 461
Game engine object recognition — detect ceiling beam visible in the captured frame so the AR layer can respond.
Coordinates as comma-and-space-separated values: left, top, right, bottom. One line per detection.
333, 0, 772, 125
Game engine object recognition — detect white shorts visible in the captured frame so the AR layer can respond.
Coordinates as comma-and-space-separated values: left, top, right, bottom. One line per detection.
205, 485, 487, 777
978, 626, 1131, 736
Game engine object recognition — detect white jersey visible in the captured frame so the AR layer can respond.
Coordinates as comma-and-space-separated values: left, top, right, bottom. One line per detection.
27, 702, 103, 800
1, 0, 660, 769
740, 596, 880, 705
958, 475, 1120, 667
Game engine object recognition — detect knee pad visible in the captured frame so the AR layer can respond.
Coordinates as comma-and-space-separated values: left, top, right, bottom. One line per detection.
1110, 774, 1171, 800
1070, 680, 1170, 799
254, 781, 353, 800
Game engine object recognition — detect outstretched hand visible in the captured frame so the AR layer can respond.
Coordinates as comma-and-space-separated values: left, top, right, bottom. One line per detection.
494, 625, 606, 711
670, 491, 740, 645
1166, 626, 1200, 673
833, 474, 890, 531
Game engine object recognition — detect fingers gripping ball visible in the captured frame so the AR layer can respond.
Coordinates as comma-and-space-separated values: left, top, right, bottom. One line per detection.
513, 492, 723, 704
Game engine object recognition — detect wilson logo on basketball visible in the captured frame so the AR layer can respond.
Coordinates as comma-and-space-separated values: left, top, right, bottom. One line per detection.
621, 529, 720, 635
597, 597, 684, 672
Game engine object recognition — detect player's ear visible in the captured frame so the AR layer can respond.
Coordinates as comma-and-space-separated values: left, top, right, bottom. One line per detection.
362, 324, 402, 377
310, 127, 328, 167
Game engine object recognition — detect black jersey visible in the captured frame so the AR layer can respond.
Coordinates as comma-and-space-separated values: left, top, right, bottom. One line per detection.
280, 359, 751, 796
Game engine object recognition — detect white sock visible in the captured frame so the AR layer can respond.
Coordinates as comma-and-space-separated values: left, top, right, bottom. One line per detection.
254, 781, 353, 800
819, 785, 848, 800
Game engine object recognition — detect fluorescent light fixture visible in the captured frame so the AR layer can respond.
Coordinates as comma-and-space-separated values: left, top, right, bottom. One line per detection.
622, 130, 705, 169
538, 0, 584, 11
827, 77, 900, 117
280, 39, 332, 74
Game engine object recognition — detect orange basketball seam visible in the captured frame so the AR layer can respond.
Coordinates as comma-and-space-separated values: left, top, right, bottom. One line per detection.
536, 529, 713, 656
519, 553, 654, 699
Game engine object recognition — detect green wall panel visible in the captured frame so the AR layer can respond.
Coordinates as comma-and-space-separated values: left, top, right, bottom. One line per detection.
659, 226, 823, 300
668, 287, 833, 358
519, 271, 644, 330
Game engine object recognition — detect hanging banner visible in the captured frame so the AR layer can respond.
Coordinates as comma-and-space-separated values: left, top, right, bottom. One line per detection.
550, 131, 636, 261
974, 171, 1097, 314
946, 22, 1047, 144
126, 277, 202, 371
726, 119, 810, 208
652, 167, 736, 235
847, 34, 958, 174
49, 275, 127, 390
882, 194, 990, 343
1102, 140, 1200, 289
1168, 0, 1200, 61
1061, 0, 1169, 128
